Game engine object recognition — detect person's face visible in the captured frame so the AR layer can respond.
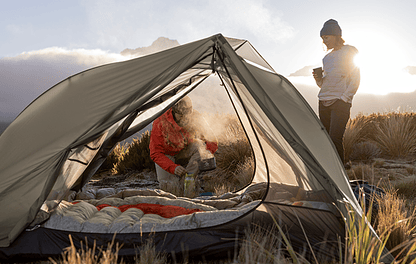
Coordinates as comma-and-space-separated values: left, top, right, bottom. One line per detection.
174, 109, 191, 125
174, 112, 185, 121
322, 35, 337, 50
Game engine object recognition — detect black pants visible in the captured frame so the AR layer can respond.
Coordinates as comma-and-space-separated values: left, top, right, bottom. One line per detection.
319, 99, 351, 163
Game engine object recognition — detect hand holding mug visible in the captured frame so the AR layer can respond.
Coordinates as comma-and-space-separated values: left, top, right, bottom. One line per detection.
312, 67, 323, 80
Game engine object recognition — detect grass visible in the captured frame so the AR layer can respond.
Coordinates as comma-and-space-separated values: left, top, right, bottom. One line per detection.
113, 131, 155, 174
375, 187, 416, 258
344, 113, 374, 162
346, 163, 375, 184
200, 113, 254, 192
344, 111, 416, 160
49, 234, 123, 264
237, 224, 294, 264
395, 179, 416, 200
372, 114, 416, 158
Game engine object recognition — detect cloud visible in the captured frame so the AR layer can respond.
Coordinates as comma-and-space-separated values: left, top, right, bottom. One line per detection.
81, 0, 295, 52
0, 36, 184, 121
0, 47, 125, 120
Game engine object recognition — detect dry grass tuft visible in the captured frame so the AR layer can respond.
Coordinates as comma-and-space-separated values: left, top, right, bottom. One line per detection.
49, 235, 169, 264
373, 113, 416, 158
394, 179, 416, 201
347, 163, 375, 183
375, 186, 416, 258
237, 225, 293, 264
135, 238, 167, 264
49, 235, 123, 264
113, 131, 155, 174
344, 114, 374, 162
212, 117, 254, 191
98, 143, 128, 172
349, 141, 381, 162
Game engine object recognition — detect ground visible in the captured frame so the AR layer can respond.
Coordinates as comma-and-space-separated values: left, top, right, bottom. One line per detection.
88, 158, 416, 198
89, 169, 159, 190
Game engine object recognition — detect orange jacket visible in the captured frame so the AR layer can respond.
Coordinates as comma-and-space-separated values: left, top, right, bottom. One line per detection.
149, 108, 218, 174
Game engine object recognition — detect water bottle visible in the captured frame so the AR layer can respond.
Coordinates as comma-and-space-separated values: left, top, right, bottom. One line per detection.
184, 173, 195, 196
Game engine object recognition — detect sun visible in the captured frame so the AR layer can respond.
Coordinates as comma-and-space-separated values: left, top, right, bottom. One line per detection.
345, 24, 416, 95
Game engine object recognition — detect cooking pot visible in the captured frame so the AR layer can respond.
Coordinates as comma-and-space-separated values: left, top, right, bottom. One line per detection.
198, 157, 216, 172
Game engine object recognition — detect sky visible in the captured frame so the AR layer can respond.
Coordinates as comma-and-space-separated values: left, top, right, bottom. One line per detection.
2, 0, 416, 120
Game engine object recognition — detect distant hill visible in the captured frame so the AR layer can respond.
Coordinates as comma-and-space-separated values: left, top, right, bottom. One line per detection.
121, 37, 180, 57
292, 81, 416, 117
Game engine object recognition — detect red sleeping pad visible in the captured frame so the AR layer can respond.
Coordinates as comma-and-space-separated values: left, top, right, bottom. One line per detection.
96, 203, 203, 218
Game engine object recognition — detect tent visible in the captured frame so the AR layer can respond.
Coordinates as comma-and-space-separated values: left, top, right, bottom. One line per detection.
0, 34, 390, 262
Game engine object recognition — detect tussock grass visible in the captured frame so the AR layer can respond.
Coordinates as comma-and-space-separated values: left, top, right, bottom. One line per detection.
344, 200, 389, 264
237, 225, 293, 264
135, 238, 167, 264
344, 111, 416, 161
49, 235, 123, 264
113, 131, 155, 174
344, 114, 374, 162
395, 179, 416, 200
348, 141, 382, 162
346, 163, 375, 184
214, 116, 253, 172
375, 187, 416, 258
373, 114, 416, 158
98, 143, 128, 172
208, 115, 254, 192
49, 235, 168, 264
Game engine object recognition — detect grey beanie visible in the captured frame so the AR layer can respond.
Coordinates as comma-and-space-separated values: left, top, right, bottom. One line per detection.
320, 19, 342, 37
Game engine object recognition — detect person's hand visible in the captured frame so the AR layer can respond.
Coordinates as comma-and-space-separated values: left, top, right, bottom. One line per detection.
174, 166, 187, 177
312, 71, 322, 81
312, 71, 323, 86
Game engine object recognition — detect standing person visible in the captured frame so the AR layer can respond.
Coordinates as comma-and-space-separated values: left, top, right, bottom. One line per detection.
149, 96, 218, 196
313, 19, 360, 164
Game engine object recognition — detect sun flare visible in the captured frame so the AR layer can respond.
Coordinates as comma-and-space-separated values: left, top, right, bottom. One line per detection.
345, 25, 416, 95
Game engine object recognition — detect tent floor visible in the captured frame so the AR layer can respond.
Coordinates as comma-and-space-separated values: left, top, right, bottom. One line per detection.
0, 203, 345, 263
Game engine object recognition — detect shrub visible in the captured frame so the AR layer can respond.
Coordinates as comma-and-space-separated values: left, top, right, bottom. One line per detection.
113, 131, 155, 174
373, 113, 416, 158
344, 114, 374, 162
211, 116, 254, 191
349, 141, 382, 162
394, 179, 416, 200
347, 163, 375, 183
98, 143, 127, 172
375, 187, 416, 258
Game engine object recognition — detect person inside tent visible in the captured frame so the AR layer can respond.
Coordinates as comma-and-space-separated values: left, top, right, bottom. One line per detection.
149, 96, 218, 196
313, 19, 360, 164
